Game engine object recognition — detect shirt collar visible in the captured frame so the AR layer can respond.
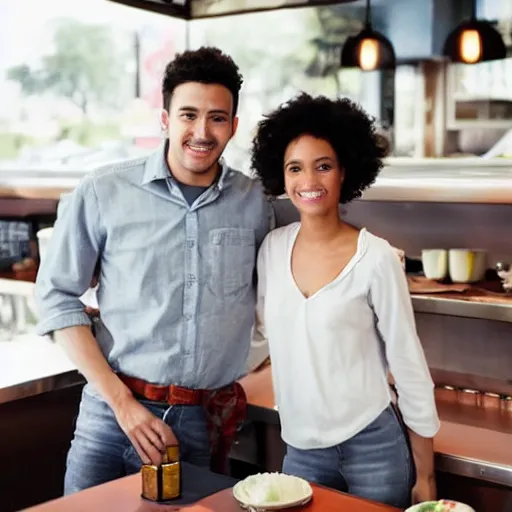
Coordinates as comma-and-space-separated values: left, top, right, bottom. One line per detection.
141, 140, 233, 190
141, 141, 171, 185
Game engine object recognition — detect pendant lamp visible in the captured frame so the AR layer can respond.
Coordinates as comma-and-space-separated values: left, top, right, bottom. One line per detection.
443, 0, 506, 64
341, 0, 396, 71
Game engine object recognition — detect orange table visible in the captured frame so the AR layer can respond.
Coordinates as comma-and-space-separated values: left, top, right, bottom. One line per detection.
24, 473, 399, 512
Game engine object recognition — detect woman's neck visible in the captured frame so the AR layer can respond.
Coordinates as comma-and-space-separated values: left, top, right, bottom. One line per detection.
298, 211, 347, 245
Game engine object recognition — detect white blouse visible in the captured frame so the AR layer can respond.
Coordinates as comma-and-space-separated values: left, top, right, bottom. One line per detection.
255, 222, 440, 450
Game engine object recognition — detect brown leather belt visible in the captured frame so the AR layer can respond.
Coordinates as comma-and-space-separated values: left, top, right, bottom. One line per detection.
117, 372, 248, 475
118, 373, 206, 405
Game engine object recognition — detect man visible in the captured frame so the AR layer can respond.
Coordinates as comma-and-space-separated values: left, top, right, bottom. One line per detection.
35, 47, 273, 494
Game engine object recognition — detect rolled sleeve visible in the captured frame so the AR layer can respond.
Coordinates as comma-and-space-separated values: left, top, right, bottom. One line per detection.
35, 177, 104, 336
369, 245, 440, 438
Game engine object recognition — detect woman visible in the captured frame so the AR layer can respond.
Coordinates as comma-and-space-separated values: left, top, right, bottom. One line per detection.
251, 93, 440, 508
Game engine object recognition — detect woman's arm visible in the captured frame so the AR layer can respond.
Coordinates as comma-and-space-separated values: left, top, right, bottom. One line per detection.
369, 243, 440, 502
408, 428, 436, 503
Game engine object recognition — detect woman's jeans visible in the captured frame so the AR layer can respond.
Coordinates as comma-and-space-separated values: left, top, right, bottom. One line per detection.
282, 404, 415, 509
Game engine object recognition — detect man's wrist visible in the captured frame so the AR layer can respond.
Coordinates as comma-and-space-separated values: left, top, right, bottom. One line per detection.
105, 376, 133, 412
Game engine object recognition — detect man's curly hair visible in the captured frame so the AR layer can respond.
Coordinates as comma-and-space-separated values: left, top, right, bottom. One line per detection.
251, 93, 387, 204
162, 46, 243, 115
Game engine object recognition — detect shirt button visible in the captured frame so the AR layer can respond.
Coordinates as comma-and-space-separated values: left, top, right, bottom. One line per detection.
184, 314, 192, 320
187, 240, 195, 248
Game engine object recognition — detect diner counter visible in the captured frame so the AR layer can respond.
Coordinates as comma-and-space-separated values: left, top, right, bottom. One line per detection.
0, 158, 511, 203
239, 366, 512, 489
2, 271, 511, 490
24, 462, 399, 512
5, 349, 512, 489
0, 270, 85, 405
411, 294, 512, 324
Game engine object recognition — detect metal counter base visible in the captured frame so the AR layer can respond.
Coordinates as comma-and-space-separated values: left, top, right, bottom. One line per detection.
436, 454, 512, 488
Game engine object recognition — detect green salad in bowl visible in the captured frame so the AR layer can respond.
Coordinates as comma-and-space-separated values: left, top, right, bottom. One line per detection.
407, 499, 475, 512
232, 472, 312, 509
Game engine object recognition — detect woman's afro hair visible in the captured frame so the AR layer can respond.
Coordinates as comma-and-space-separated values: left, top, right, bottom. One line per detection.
251, 92, 388, 203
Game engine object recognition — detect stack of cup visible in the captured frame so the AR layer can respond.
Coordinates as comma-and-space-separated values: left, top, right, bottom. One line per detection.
421, 248, 487, 283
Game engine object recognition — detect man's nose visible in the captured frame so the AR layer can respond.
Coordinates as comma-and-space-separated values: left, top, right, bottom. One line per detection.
193, 119, 208, 139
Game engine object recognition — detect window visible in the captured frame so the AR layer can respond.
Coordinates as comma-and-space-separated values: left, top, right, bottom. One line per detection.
0, 0, 186, 168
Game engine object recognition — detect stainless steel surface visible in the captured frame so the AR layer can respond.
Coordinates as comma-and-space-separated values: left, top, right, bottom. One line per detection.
361, 159, 512, 204
275, 199, 512, 268
436, 453, 512, 488
0, 370, 85, 405
1, 159, 512, 203
416, 313, 512, 392
496, 262, 511, 273
412, 295, 512, 323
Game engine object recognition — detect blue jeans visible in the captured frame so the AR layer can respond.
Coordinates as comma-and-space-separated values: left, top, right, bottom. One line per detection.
282, 405, 415, 509
64, 385, 211, 495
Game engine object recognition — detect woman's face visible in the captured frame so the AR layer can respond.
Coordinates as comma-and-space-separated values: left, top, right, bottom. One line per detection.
283, 134, 344, 217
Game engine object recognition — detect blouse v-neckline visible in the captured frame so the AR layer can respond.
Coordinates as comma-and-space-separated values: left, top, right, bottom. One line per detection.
287, 223, 367, 301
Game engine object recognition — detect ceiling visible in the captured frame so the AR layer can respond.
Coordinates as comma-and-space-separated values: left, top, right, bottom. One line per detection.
108, 0, 359, 20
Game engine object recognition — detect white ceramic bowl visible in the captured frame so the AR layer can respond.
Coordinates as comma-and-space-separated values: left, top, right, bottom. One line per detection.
406, 500, 475, 512
233, 472, 312, 510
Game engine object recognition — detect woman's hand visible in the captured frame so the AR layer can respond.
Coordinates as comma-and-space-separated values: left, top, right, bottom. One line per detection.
411, 473, 437, 504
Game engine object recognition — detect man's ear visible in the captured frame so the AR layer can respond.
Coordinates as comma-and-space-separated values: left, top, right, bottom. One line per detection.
160, 109, 169, 132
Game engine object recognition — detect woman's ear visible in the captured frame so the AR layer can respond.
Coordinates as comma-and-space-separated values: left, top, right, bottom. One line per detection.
340, 167, 345, 185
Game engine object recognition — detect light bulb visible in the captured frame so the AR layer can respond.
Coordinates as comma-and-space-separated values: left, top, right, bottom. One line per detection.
460, 29, 481, 63
359, 38, 379, 70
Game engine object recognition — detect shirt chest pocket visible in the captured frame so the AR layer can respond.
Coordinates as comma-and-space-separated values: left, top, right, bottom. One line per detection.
207, 228, 255, 301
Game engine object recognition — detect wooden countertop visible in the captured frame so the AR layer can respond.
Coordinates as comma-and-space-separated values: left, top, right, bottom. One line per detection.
24, 473, 399, 512
239, 366, 512, 486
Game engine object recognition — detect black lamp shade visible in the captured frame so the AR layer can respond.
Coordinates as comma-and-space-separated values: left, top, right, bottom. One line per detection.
341, 27, 396, 70
443, 19, 506, 64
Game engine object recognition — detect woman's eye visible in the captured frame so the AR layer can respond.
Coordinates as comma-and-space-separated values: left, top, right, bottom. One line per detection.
319, 164, 331, 171
289, 166, 301, 173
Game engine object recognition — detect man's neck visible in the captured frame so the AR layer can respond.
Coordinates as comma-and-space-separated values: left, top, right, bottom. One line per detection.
166, 152, 221, 187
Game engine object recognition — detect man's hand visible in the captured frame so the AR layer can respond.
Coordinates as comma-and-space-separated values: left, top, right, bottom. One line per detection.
113, 394, 178, 466
411, 473, 437, 504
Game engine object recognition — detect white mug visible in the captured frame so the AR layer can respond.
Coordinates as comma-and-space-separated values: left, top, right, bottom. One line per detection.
421, 249, 448, 280
448, 249, 487, 283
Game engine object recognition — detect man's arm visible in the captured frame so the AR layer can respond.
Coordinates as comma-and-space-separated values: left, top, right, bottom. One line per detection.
36, 178, 176, 465
54, 326, 176, 465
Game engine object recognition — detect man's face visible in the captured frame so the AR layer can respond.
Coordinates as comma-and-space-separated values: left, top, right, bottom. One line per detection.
161, 82, 238, 186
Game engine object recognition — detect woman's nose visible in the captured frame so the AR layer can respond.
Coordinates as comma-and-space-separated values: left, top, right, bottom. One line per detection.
300, 168, 321, 189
